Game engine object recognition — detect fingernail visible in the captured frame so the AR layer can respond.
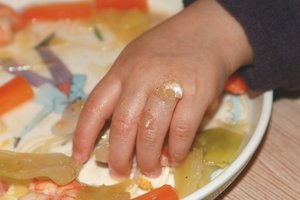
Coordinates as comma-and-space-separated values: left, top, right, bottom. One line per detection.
109, 168, 130, 181
169, 160, 179, 168
142, 167, 162, 178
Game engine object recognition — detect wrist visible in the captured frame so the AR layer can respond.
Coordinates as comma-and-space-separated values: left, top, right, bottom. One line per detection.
186, 0, 254, 74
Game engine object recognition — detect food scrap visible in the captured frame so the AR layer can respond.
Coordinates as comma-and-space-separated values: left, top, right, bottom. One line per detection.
95, 0, 148, 11
133, 184, 179, 200
225, 73, 248, 95
137, 176, 154, 191
21, 2, 93, 21
77, 180, 132, 200
0, 76, 34, 116
0, 150, 82, 185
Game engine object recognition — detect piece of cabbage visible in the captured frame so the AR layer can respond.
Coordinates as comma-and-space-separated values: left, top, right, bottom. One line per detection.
0, 150, 81, 185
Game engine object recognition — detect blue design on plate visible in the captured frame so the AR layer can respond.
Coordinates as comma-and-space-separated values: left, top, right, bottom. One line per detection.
15, 74, 87, 147
230, 95, 241, 122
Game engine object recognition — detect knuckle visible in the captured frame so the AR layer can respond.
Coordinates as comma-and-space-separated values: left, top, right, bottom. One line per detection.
112, 115, 133, 135
138, 112, 158, 147
139, 129, 157, 147
82, 100, 104, 117
171, 123, 192, 141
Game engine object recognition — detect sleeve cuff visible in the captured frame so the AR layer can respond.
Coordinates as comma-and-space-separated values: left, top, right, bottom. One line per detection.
218, 0, 300, 91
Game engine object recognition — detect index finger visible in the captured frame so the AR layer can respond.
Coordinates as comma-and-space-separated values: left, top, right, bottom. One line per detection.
72, 75, 121, 163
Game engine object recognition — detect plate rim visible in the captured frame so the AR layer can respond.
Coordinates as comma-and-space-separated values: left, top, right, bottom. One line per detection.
183, 91, 273, 200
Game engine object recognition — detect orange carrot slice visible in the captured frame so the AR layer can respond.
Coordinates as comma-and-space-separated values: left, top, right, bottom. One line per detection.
133, 184, 179, 200
0, 76, 34, 115
224, 74, 248, 94
95, 0, 148, 11
22, 2, 93, 21
0, 180, 9, 196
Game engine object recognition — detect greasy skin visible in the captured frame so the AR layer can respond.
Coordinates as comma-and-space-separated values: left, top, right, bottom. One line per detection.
72, 0, 253, 178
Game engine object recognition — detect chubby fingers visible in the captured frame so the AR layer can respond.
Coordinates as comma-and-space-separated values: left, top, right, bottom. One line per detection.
108, 80, 149, 178
136, 88, 179, 176
109, 78, 208, 177
109, 79, 185, 178
137, 80, 207, 171
72, 75, 121, 163
74, 73, 210, 178
168, 88, 210, 167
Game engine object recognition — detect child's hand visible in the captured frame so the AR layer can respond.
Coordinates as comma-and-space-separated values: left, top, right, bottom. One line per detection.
72, 0, 253, 178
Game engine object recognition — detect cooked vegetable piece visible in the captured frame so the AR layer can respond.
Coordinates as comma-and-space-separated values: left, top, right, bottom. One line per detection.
0, 150, 81, 185
77, 180, 132, 200
133, 184, 179, 200
0, 180, 9, 196
93, 26, 104, 41
51, 99, 85, 136
27, 180, 82, 199
193, 127, 244, 167
94, 143, 109, 163
136, 176, 153, 191
95, 0, 147, 11
225, 74, 248, 94
2, 182, 34, 200
0, 76, 34, 116
22, 2, 93, 21
174, 148, 204, 198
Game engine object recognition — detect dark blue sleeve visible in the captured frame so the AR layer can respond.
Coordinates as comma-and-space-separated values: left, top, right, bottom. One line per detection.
183, 0, 195, 7
183, 0, 300, 91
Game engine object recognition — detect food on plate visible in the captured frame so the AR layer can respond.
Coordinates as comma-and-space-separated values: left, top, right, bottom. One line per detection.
77, 180, 132, 200
0, 150, 81, 185
2, 178, 132, 200
51, 98, 85, 136
174, 148, 205, 198
94, 142, 109, 163
95, 0, 148, 11
193, 127, 244, 168
22, 2, 93, 21
225, 73, 248, 95
0, 76, 34, 116
0, 1, 250, 199
132, 184, 179, 200
174, 127, 245, 197
20, 180, 82, 200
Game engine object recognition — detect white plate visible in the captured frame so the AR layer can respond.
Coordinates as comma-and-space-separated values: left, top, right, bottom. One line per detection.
0, 1, 273, 199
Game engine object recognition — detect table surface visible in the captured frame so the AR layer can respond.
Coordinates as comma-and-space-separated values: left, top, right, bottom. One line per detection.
219, 91, 300, 199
